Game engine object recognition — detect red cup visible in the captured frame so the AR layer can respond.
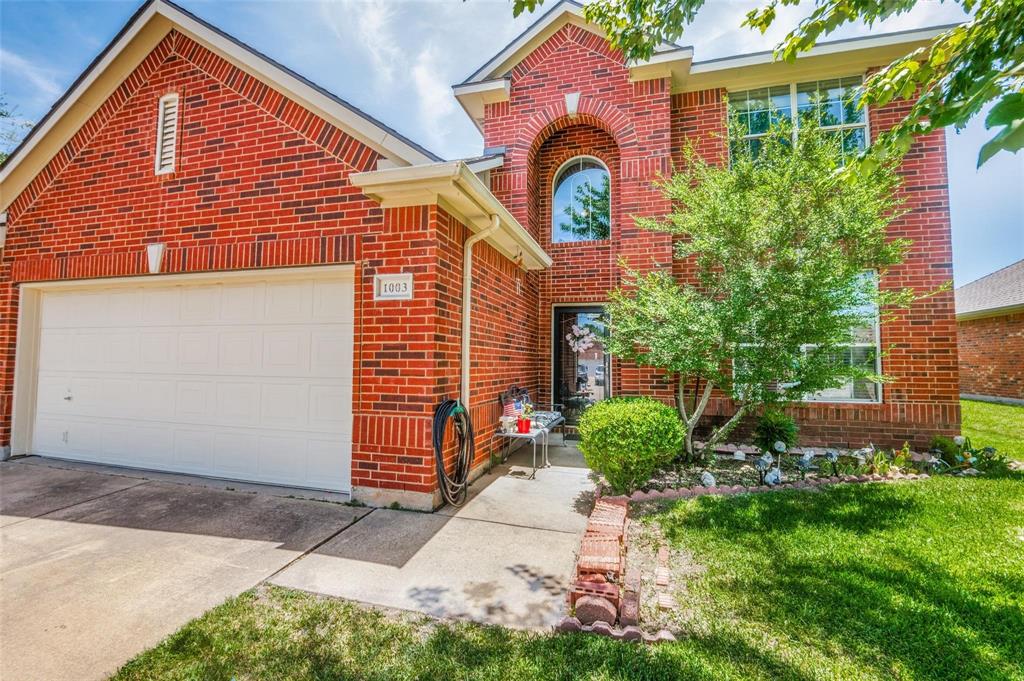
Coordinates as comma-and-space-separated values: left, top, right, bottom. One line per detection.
517, 417, 531, 434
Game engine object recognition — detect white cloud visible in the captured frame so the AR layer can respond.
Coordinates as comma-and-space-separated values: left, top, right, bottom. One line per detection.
411, 42, 456, 152
0, 47, 63, 102
319, 0, 405, 86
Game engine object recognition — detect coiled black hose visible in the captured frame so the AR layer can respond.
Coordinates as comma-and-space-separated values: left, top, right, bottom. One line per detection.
432, 399, 474, 507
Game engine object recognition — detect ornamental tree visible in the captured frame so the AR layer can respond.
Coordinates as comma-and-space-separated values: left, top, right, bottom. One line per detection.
604, 119, 921, 459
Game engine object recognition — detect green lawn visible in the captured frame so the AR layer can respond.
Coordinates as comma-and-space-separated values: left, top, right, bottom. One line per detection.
113, 474, 1024, 681
962, 398, 1024, 460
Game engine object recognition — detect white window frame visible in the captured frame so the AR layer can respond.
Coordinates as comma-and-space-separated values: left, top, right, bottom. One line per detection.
731, 272, 883, 405
730, 76, 872, 156
154, 93, 180, 176
551, 155, 611, 244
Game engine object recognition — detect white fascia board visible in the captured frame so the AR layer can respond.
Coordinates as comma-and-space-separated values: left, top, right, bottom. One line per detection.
0, 3, 161, 187
628, 48, 694, 85
461, 1, 588, 84
350, 161, 551, 270
690, 24, 955, 76
452, 78, 511, 133
157, 2, 436, 166
464, 155, 504, 175
956, 303, 1024, 322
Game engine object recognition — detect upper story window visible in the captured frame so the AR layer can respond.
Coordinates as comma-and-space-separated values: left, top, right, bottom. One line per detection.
551, 157, 610, 243
730, 76, 867, 162
154, 93, 180, 175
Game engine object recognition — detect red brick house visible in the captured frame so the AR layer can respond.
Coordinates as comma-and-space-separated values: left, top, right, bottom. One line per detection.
0, 0, 959, 510
955, 260, 1024, 403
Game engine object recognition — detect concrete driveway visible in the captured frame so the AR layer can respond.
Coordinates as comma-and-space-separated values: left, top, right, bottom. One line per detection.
0, 459, 368, 681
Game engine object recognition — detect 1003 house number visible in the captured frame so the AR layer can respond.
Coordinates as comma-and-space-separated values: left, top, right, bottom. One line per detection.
373, 273, 414, 300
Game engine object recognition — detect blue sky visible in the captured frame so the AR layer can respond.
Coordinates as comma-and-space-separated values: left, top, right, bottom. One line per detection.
1, 0, 1021, 285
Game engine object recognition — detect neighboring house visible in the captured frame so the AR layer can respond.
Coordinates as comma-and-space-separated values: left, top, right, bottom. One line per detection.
955, 260, 1024, 403
0, 0, 959, 510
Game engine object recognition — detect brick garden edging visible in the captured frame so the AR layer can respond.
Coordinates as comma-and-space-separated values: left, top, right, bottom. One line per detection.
602, 471, 932, 505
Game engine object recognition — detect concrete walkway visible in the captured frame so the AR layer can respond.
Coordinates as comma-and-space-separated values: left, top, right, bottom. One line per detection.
271, 445, 595, 629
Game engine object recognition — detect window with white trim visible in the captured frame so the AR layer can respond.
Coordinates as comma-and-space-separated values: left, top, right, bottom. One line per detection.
730, 76, 868, 163
155, 94, 180, 175
734, 272, 882, 403
551, 156, 611, 243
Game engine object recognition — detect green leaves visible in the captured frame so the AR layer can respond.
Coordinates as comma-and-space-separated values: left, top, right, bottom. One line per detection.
979, 92, 1024, 165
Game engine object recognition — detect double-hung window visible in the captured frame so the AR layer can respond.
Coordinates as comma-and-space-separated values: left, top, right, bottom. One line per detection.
730, 76, 868, 163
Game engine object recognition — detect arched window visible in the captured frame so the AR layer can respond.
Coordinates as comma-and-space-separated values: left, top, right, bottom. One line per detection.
551, 157, 610, 243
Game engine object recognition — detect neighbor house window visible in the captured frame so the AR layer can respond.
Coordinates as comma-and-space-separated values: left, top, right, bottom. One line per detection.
551, 156, 610, 243
155, 93, 180, 175
730, 76, 868, 162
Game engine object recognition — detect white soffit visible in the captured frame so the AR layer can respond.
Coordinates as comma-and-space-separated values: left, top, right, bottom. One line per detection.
350, 161, 551, 271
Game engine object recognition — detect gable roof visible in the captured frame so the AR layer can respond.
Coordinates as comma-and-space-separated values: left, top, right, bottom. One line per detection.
458, 0, 691, 86
0, 0, 441, 211
955, 260, 1024, 320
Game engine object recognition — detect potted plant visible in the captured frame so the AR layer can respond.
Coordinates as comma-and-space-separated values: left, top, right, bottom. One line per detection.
517, 403, 534, 433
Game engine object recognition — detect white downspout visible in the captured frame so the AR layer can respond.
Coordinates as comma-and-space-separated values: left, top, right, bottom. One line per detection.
462, 215, 501, 407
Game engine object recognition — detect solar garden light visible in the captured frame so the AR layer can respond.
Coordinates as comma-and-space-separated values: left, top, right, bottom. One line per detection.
754, 452, 773, 485
825, 449, 841, 477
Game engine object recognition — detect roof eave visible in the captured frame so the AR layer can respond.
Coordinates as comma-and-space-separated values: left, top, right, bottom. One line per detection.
350, 161, 551, 271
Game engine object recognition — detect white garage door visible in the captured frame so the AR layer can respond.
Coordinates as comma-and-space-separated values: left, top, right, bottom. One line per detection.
30, 270, 354, 492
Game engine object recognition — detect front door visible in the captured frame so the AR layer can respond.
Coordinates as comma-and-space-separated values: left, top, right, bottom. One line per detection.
553, 306, 611, 430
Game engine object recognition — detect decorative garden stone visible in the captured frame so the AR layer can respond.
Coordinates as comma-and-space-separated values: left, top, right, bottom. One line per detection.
575, 596, 618, 625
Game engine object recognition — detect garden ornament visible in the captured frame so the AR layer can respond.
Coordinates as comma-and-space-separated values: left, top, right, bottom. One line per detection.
754, 452, 773, 485
796, 451, 815, 479
825, 449, 840, 476
953, 435, 966, 447
700, 471, 716, 488
764, 467, 783, 486
773, 440, 787, 454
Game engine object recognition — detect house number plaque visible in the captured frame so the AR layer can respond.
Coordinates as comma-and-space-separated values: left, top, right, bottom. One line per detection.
373, 272, 414, 301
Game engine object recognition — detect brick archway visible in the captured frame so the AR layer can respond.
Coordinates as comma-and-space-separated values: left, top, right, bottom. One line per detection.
514, 96, 637, 168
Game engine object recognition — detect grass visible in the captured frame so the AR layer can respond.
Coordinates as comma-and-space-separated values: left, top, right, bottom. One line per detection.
113, 474, 1024, 681
961, 398, 1024, 460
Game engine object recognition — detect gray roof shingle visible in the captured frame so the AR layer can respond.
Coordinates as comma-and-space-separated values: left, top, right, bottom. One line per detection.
955, 259, 1024, 317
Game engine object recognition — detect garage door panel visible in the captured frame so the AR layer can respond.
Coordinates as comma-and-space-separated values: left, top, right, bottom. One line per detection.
262, 329, 311, 375
219, 330, 262, 373
135, 379, 177, 420
214, 382, 260, 425
178, 331, 218, 372
221, 282, 265, 323
38, 331, 73, 369
140, 286, 182, 325
311, 328, 354, 378
213, 431, 259, 478
176, 381, 214, 421
180, 285, 222, 322
260, 383, 309, 429
73, 333, 106, 367
265, 280, 312, 322
35, 376, 70, 414
308, 438, 350, 490
31, 272, 354, 492
257, 435, 304, 485
139, 332, 179, 371
173, 429, 214, 470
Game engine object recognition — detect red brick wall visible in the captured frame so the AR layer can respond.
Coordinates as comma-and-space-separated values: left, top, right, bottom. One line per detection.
0, 31, 536, 506
481, 23, 958, 450
958, 313, 1024, 400
484, 23, 676, 410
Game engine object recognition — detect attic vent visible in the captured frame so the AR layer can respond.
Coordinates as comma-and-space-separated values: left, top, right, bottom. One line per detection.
155, 94, 180, 174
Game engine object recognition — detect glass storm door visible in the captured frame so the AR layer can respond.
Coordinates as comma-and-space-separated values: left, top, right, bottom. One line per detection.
553, 307, 611, 429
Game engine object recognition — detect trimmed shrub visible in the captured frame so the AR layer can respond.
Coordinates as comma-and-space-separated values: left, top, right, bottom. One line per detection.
753, 411, 798, 454
577, 397, 683, 494
930, 435, 959, 467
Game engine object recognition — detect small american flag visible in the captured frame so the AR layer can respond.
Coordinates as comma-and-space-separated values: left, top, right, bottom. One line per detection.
502, 401, 515, 417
